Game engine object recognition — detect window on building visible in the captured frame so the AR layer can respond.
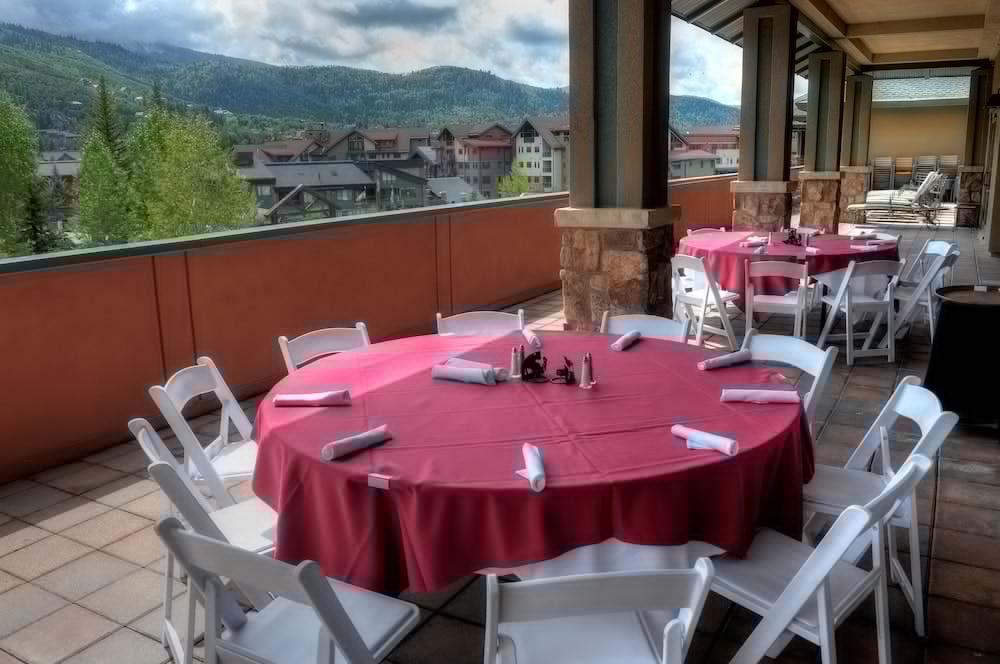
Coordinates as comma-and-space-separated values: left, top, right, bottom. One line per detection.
534, 145, 540, 153
521, 128, 537, 143
472, 176, 479, 184
542, 144, 551, 157
336, 189, 352, 201
348, 136, 364, 152
255, 184, 270, 197
519, 161, 525, 169
458, 148, 464, 155
543, 161, 552, 173
543, 176, 552, 189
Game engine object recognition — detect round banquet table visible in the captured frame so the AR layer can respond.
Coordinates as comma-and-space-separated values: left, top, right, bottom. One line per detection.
253, 332, 815, 594
679, 230, 900, 303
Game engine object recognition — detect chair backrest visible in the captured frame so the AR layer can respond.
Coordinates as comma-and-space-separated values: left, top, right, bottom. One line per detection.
484, 559, 714, 664
746, 260, 807, 281
129, 418, 178, 467
278, 322, 370, 374
156, 517, 376, 664
913, 171, 940, 200
894, 156, 913, 173
845, 375, 959, 473
740, 330, 837, 429
436, 310, 525, 336
599, 312, 690, 341
843, 259, 904, 295
939, 155, 959, 175
728, 456, 933, 663
895, 253, 949, 331
149, 357, 252, 507
687, 227, 726, 236
672, 254, 727, 309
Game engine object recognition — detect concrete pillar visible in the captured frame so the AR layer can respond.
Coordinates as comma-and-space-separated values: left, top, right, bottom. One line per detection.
559, 0, 675, 330
800, 51, 845, 232
838, 74, 873, 226
959, 68, 992, 227
731, 4, 797, 231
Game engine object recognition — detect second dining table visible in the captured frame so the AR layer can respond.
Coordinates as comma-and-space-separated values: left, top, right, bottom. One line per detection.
679, 230, 900, 305
253, 331, 814, 594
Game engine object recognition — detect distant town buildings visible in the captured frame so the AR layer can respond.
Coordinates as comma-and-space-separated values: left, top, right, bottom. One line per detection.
514, 116, 570, 193
436, 124, 514, 199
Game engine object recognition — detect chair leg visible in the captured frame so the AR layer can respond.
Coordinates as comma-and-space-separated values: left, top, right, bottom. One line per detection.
926, 299, 936, 343
719, 305, 738, 351
162, 552, 174, 648
817, 304, 838, 350
845, 305, 855, 366
692, 308, 706, 347
745, 301, 754, 335
909, 520, 927, 637
764, 630, 796, 659
863, 311, 884, 351
887, 302, 896, 364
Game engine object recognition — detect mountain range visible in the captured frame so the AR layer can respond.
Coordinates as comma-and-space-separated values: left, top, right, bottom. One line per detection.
0, 23, 739, 140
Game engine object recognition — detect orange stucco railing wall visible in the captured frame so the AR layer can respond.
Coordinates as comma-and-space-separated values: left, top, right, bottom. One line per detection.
0, 176, 737, 481
0, 196, 566, 481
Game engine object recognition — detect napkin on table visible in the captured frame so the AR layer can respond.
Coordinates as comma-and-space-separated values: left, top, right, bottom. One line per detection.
273, 389, 351, 407
321, 425, 391, 462
432, 358, 509, 384
805, 247, 820, 255
720, 387, 801, 404
739, 240, 766, 248
610, 330, 641, 352
697, 349, 752, 371
515, 443, 546, 492
523, 328, 543, 350
671, 424, 739, 456
850, 244, 881, 252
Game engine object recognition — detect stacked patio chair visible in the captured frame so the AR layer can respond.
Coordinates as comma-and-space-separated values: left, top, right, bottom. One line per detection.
871, 156, 894, 190
939, 154, 959, 201
914, 155, 938, 186
893, 156, 914, 188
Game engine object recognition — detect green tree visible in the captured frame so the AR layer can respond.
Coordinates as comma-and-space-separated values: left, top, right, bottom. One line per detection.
131, 113, 255, 240
19, 176, 63, 254
78, 130, 137, 244
0, 92, 38, 255
150, 81, 165, 110
89, 77, 127, 165
497, 162, 530, 198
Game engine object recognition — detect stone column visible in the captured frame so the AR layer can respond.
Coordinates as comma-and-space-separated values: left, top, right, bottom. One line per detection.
799, 51, 845, 232
958, 166, 985, 228
560, 0, 673, 330
730, 4, 797, 229
838, 74, 873, 226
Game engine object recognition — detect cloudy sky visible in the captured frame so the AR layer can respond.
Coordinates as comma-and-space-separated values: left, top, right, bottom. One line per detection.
3, 0, 805, 106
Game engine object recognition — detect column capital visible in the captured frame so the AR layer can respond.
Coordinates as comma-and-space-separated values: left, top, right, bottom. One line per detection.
731, 181, 796, 194
555, 206, 681, 230
798, 171, 842, 180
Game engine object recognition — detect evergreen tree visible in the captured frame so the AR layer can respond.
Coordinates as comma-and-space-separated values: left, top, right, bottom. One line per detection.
497, 162, 530, 198
0, 91, 38, 255
78, 129, 136, 244
150, 81, 165, 110
19, 176, 62, 254
89, 77, 127, 165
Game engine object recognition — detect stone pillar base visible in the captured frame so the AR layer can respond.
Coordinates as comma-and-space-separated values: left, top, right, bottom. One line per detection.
958, 166, 984, 228
838, 166, 871, 226
555, 207, 679, 331
731, 181, 794, 231
798, 172, 841, 233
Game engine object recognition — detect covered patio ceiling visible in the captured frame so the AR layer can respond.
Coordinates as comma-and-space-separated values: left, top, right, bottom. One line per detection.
672, 0, 1000, 76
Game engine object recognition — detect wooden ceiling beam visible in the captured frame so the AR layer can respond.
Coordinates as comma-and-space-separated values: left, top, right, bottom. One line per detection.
837, 38, 873, 66
789, 0, 847, 38
870, 49, 982, 65
981, 0, 1000, 59
846, 15, 985, 38
859, 59, 992, 73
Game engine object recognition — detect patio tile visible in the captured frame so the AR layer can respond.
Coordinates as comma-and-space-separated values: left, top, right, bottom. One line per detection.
78, 569, 172, 624
927, 595, 1000, 654
833, 621, 924, 664
0, 481, 36, 499
390, 615, 483, 664
0, 521, 49, 558
61, 628, 169, 664
925, 642, 1000, 663
936, 502, 1000, 539
98, 449, 153, 475
0, 650, 22, 663
441, 575, 485, 625
0, 485, 73, 518
83, 444, 135, 465
129, 592, 204, 644
83, 477, 158, 508
119, 491, 164, 521
930, 559, 1000, 610
104, 527, 164, 566
0, 584, 67, 638
33, 551, 138, 601
21, 497, 111, 534
61, 510, 152, 549
30, 463, 92, 485
939, 458, 1000, 487
0, 535, 91, 580
45, 465, 125, 495
932, 527, 1000, 571
938, 479, 1000, 512
0, 604, 117, 664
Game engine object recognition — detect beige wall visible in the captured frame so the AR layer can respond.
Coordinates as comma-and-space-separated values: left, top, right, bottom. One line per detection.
868, 105, 968, 160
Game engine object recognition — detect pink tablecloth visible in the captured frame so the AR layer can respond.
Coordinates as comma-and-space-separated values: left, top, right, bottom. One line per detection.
679, 231, 900, 302
253, 333, 814, 593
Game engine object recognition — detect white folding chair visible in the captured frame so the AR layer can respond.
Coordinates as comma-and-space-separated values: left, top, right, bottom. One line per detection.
888, 252, 955, 345
147, 459, 278, 664
686, 227, 726, 236
484, 560, 714, 664
599, 311, 690, 342
715, 455, 934, 664
816, 260, 903, 365
803, 376, 959, 637
278, 322, 370, 374
900, 239, 958, 286
149, 357, 258, 508
671, 255, 739, 350
740, 330, 837, 435
436, 309, 525, 336
156, 517, 420, 664
743, 260, 810, 338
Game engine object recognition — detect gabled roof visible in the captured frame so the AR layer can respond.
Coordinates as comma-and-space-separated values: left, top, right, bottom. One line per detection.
428, 176, 476, 203
514, 116, 570, 149
412, 146, 438, 162
437, 123, 511, 142
356, 161, 428, 185
321, 127, 435, 155
670, 149, 719, 161
265, 161, 372, 189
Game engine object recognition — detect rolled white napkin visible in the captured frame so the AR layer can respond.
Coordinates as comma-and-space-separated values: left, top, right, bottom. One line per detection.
432, 364, 495, 385
321, 425, 391, 462
522, 328, 543, 350
273, 389, 351, 407
805, 247, 820, 255
671, 424, 739, 456
515, 443, 545, 492
739, 240, 766, 248
435, 358, 509, 384
610, 330, 641, 351
720, 388, 801, 404
850, 244, 881, 252
697, 349, 752, 371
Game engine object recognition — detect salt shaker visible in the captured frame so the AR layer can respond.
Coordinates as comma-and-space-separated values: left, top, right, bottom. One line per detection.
579, 352, 595, 389
510, 346, 522, 379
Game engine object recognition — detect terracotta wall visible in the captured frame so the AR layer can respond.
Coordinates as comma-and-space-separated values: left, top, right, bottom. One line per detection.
869, 105, 968, 161
0, 197, 565, 481
668, 173, 738, 242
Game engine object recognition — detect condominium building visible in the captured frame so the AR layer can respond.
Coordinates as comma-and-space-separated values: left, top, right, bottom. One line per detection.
436, 124, 513, 198
513, 116, 570, 193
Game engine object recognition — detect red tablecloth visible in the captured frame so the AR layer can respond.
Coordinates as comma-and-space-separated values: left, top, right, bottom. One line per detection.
254, 333, 814, 593
679, 231, 900, 302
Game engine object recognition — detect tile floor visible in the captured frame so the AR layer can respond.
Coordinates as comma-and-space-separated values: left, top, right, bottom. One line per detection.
0, 222, 996, 663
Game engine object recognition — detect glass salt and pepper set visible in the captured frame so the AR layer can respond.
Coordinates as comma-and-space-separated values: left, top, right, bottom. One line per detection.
511, 344, 595, 389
